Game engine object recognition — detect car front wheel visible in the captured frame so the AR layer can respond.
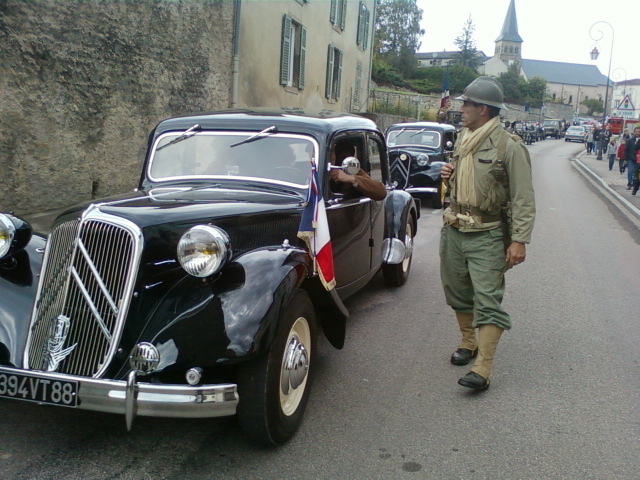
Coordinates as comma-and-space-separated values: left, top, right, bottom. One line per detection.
237, 290, 317, 445
382, 216, 414, 286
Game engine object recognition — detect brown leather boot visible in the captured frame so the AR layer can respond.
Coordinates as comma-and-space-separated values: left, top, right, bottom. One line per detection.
458, 324, 503, 390
450, 312, 477, 366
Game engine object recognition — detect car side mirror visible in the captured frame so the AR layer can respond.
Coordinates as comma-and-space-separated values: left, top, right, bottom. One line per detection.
341, 156, 360, 176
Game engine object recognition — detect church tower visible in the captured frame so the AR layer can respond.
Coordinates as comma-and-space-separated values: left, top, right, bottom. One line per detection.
494, 0, 523, 70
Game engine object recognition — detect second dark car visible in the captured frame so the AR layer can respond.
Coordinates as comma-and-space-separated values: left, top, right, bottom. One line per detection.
385, 121, 457, 208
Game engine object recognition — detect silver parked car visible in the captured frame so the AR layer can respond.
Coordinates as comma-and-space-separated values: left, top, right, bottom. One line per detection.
565, 125, 587, 143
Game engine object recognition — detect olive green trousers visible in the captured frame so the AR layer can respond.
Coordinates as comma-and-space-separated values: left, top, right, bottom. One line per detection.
439, 224, 512, 330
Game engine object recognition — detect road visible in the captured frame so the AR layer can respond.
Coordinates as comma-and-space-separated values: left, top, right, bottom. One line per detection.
1, 139, 639, 480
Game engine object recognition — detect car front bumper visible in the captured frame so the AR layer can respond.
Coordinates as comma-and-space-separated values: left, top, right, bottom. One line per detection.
0, 365, 238, 430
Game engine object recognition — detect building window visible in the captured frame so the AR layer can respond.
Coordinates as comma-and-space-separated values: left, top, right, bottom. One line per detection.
330, 0, 347, 31
569, 95, 573, 104
280, 15, 306, 89
356, 2, 370, 50
326, 45, 343, 100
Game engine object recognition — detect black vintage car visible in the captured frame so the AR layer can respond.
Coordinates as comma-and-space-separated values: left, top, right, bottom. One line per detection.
385, 121, 457, 208
0, 109, 418, 445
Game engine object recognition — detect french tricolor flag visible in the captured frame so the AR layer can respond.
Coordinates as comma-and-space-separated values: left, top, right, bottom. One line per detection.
298, 165, 335, 291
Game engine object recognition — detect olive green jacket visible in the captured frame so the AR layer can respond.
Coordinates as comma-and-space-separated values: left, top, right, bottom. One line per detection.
445, 125, 536, 244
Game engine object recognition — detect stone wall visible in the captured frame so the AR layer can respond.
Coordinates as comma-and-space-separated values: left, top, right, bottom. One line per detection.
0, 0, 235, 215
369, 90, 577, 124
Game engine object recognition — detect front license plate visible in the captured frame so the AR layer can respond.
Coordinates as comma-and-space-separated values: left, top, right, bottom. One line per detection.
0, 372, 78, 407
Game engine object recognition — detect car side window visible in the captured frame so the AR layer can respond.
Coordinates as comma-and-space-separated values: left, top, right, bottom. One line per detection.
329, 135, 365, 197
367, 137, 384, 183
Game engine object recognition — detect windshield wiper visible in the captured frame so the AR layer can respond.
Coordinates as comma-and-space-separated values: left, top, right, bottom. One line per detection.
409, 128, 426, 138
156, 124, 201, 151
230, 126, 278, 148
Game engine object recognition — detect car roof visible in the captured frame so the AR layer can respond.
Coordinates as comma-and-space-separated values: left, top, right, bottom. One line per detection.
152, 108, 380, 140
387, 122, 456, 133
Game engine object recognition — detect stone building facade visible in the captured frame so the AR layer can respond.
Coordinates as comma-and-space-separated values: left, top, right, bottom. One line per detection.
1, 0, 235, 215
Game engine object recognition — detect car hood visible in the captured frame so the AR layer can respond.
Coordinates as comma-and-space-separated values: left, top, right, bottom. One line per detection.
55, 184, 307, 231
388, 145, 440, 154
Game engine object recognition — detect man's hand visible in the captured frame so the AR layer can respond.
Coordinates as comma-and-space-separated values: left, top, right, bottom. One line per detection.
330, 169, 357, 185
505, 241, 526, 269
441, 162, 455, 180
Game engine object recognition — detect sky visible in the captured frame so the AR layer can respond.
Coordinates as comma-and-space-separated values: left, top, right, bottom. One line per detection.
415, 0, 640, 82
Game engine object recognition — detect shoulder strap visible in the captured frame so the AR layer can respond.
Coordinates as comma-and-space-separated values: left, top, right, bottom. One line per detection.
496, 129, 519, 195
497, 129, 520, 161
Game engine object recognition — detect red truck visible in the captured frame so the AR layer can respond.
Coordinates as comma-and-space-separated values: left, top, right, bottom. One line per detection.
605, 117, 624, 134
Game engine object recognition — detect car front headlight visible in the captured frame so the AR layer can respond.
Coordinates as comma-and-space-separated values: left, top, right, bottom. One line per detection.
0, 214, 17, 258
416, 154, 430, 167
177, 225, 231, 277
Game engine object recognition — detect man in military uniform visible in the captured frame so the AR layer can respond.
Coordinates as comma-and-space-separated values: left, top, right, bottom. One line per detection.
436, 99, 451, 124
439, 77, 535, 391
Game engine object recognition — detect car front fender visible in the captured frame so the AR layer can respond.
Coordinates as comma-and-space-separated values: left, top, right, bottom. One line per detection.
382, 190, 418, 265
0, 234, 46, 367
132, 248, 313, 374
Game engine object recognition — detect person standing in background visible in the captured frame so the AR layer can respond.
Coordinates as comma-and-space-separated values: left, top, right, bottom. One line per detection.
624, 128, 640, 190
606, 136, 618, 171
585, 127, 594, 155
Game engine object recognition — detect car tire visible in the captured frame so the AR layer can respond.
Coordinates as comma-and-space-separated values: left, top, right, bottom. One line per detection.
382, 216, 414, 287
237, 290, 317, 446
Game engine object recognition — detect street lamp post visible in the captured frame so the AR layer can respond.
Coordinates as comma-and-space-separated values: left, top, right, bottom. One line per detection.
589, 21, 614, 160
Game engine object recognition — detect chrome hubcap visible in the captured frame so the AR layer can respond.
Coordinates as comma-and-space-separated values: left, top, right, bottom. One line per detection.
280, 317, 311, 416
402, 222, 413, 271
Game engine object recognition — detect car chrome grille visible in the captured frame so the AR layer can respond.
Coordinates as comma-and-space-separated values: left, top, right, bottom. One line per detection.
27, 212, 141, 377
389, 151, 411, 190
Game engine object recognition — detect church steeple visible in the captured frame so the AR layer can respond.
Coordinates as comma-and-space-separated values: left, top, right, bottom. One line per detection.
495, 0, 523, 69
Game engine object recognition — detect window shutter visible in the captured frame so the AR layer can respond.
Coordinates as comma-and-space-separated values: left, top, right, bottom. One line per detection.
335, 50, 343, 99
326, 46, 335, 99
354, 62, 362, 107
363, 9, 370, 50
339, 0, 347, 30
280, 15, 292, 85
330, 0, 337, 25
356, 2, 363, 46
299, 26, 306, 89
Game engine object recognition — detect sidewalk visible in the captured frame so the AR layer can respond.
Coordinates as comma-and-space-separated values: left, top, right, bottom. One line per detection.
572, 149, 640, 228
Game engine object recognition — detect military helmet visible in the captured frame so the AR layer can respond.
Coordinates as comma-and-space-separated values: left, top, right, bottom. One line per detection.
456, 76, 508, 110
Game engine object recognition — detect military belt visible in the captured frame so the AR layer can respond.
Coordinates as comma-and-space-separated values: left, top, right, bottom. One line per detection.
449, 203, 502, 223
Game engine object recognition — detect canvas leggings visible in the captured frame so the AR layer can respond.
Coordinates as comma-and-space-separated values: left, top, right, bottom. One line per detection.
440, 224, 512, 330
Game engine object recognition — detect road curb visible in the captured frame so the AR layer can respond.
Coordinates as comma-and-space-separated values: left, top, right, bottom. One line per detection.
571, 153, 640, 230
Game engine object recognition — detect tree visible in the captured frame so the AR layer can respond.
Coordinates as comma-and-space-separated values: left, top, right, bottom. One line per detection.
375, 0, 424, 77
523, 77, 546, 108
498, 65, 525, 103
448, 63, 478, 92
581, 98, 604, 116
454, 15, 480, 71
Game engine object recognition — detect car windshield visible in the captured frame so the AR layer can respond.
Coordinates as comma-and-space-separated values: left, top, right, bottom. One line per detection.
149, 132, 315, 187
387, 129, 441, 148
567, 127, 584, 133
